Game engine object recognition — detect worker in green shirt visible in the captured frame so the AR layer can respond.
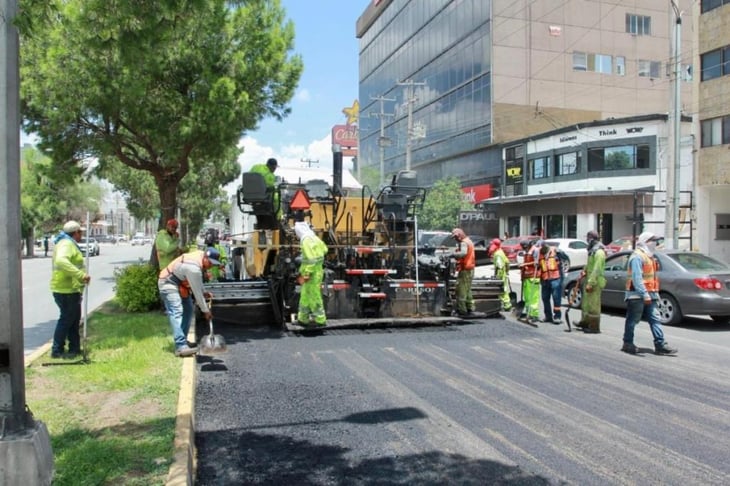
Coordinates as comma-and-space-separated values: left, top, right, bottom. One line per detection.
155, 219, 184, 271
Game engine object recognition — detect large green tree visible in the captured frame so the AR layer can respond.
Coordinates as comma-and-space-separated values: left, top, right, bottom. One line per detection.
418, 177, 472, 230
20, 0, 302, 228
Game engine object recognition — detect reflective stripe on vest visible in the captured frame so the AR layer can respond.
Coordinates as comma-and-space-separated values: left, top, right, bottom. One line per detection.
540, 248, 561, 280
626, 250, 659, 292
522, 250, 539, 278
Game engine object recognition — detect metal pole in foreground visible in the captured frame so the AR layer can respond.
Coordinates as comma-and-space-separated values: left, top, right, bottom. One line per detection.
0, 1, 54, 483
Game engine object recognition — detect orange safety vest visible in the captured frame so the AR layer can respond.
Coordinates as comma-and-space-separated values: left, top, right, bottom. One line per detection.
539, 247, 561, 280
626, 249, 659, 292
159, 251, 206, 297
456, 238, 476, 271
522, 246, 540, 279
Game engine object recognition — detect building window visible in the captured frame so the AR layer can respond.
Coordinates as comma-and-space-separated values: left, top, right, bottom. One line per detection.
556, 152, 580, 176
530, 156, 552, 179
573, 51, 613, 74
701, 46, 730, 81
615, 56, 626, 76
626, 14, 651, 35
638, 60, 661, 78
546, 215, 564, 238
701, 116, 730, 147
716, 214, 730, 240
588, 145, 650, 171
573, 52, 587, 71
702, 0, 730, 14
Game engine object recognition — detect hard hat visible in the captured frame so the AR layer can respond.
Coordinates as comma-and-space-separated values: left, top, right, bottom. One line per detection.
205, 247, 221, 266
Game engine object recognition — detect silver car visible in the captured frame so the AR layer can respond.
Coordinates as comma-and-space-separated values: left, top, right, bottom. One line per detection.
563, 250, 730, 325
78, 237, 100, 256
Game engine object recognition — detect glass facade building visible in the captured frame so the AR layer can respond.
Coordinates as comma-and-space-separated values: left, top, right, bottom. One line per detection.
357, 0, 497, 187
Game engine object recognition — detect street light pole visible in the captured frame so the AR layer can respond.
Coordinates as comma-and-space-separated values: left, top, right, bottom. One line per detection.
669, 1, 682, 249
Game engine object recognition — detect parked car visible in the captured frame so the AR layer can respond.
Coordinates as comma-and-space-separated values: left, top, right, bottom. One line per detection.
418, 232, 492, 266
502, 235, 540, 265
131, 235, 146, 246
606, 235, 665, 255
544, 238, 589, 273
562, 250, 730, 325
78, 237, 100, 256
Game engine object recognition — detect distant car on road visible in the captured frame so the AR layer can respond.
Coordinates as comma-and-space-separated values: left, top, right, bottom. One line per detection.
502, 235, 540, 265
544, 238, 588, 273
606, 235, 665, 255
78, 237, 100, 256
131, 235, 146, 246
562, 249, 730, 325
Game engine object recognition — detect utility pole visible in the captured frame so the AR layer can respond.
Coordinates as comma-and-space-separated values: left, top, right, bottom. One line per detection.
369, 95, 394, 186
301, 158, 319, 168
668, 1, 682, 249
0, 1, 54, 483
397, 79, 426, 171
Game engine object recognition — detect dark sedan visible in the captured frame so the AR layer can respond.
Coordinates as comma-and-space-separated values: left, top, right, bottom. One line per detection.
562, 250, 730, 325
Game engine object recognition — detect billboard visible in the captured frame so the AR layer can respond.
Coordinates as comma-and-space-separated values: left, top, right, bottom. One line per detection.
332, 124, 358, 157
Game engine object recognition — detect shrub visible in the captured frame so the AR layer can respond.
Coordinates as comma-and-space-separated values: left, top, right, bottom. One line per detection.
114, 263, 160, 312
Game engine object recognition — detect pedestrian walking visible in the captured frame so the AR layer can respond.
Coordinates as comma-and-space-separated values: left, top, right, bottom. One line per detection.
50, 221, 91, 359
43, 235, 49, 257
621, 232, 678, 355
576, 230, 607, 333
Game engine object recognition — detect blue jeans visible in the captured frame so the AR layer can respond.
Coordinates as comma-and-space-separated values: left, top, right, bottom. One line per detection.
53, 292, 82, 355
623, 299, 665, 346
541, 278, 562, 320
159, 281, 194, 350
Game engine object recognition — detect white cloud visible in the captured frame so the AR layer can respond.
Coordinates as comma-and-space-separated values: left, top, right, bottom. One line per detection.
228, 133, 355, 196
295, 88, 311, 102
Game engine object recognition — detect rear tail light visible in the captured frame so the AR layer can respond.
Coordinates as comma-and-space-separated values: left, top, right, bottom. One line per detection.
693, 277, 723, 290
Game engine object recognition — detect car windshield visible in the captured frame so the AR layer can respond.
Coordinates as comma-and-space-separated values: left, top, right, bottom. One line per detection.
502, 238, 521, 246
668, 253, 730, 272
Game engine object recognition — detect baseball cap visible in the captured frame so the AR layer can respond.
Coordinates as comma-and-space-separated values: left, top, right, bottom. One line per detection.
205, 247, 221, 265
637, 231, 656, 244
166, 219, 178, 228
63, 220, 81, 233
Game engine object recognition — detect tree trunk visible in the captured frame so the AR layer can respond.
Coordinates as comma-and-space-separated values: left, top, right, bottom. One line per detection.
156, 180, 178, 231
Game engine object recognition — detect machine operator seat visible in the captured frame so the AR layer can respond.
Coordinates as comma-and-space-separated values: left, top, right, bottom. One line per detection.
240, 172, 278, 229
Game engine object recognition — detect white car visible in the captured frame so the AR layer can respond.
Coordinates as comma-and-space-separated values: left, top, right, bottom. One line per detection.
544, 238, 589, 272
78, 237, 100, 256
131, 235, 146, 246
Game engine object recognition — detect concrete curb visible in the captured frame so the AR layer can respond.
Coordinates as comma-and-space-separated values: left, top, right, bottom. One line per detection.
165, 331, 197, 486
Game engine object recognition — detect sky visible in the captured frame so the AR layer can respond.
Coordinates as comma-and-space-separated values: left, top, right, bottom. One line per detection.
232, 0, 364, 186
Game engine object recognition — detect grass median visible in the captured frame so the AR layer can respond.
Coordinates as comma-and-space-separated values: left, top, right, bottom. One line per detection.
26, 301, 183, 486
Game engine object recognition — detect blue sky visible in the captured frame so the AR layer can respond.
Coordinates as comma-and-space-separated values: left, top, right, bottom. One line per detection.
234, 0, 363, 177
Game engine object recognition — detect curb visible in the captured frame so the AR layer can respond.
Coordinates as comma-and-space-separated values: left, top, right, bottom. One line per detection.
165, 330, 197, 486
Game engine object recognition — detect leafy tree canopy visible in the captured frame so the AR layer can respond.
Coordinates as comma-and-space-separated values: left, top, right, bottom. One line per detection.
20, 0, 303, 229
418, 177, 472, 231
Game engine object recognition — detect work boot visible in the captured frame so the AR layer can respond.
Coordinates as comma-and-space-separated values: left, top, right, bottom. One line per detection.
621, 343, 638, 355
583, 315, 601, 333
654, 343, 678, 355
574, 320, 588, 329
175, 345, 198, 357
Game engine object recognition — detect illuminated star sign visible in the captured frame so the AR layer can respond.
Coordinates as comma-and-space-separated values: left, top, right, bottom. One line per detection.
342, 99, 359, 125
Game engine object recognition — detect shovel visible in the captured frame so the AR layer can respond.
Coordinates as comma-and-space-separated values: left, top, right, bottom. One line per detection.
199, 299, 226, 354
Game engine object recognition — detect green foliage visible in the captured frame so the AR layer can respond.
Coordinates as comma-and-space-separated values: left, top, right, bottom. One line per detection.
20, 146, 103, 239
113, 263, 160, 312
26, 306, 181, 485
20, 0, 303, 225
419, 177, 472, 230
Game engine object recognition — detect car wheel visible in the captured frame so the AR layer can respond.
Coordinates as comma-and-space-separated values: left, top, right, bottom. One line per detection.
564, 282, 582, 308
710, 315, 730, 324
561, 257, 570, 275
656, 292, 682, 326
